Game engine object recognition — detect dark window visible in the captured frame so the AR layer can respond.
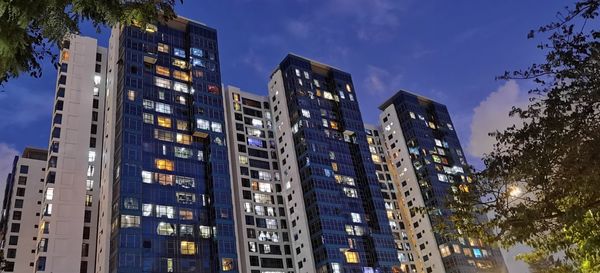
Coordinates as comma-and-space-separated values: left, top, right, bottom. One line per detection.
10, 223, 20, 233
52, 127, 61, 138
96, 53, 102, 62
6, 249, 16, 258
62, 40, 70, 49
19, 165, 29, 174
53, 114, 62, 125
55, 100, 64, 111
16, 188, 25, 196
8, 236, 18, 245
56, 87, 65, 98
60, 63, 68, 73
93, 99, 99, 109
91, 124, 97, 134
83, 226, 90, 239
14, 199, 23, 208
84, 210, 91, 223
95, 64, 102, 73
58, 75, 67, 85
13, 211, 21, 220
36, 257, 46, 271
18, 176, 27, 185
92, 111, 98, 122
89, 137, 96, 148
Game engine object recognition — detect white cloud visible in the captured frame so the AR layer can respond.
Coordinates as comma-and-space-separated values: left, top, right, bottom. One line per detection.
362, 65, 403, 96
285, 20, 310, 39
468, 80, 528, 157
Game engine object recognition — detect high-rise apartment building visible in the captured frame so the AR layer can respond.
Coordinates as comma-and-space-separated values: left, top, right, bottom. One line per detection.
223, 86, 295, 273
378, 90, 507, 273
0, 148, 47, 272
364, 125, 417, 273
268, 54, 400, 273
34, 35, 107, 273
98, 17, 238, 273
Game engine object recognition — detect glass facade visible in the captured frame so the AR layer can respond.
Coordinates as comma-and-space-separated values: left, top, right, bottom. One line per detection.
379, 91, 507, 273
109, 19, 237, 272
270, 55, 400, 272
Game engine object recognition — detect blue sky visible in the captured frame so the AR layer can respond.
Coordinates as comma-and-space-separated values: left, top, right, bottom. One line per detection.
0, 1, 573, 271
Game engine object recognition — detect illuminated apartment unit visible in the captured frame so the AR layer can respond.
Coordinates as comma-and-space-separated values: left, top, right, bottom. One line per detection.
364, 124, 418, 273
0, 148, 47, 272
378, 90, 507, 273
268, 54, 401, 273
224, 86, 295, 273
34, 35, 107, 273
97, 17, 238, 273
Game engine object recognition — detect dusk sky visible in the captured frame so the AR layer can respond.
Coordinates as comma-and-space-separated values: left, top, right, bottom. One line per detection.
0, 1, 569, 271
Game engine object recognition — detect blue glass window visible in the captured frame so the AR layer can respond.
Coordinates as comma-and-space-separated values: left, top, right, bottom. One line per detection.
173, 48, 186, 58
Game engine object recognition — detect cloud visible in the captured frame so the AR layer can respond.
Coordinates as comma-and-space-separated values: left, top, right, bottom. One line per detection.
468, 80, 528, 158
242, 49, 270, 77
362, 65, 403, 96
0, 84, 53, 129
285, 20, 310, 39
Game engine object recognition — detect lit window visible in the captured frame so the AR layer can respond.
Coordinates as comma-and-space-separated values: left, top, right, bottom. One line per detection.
371, 154, 381, 163
177, 120, 189, 131
174, 147, 192, 159
343, 188, 357, 198
158, 43, 169, 53
434, 139, 443, 147
143, 113, 154, 124
175, 176, 195, 188
196, 119, 210, 130
303, 71, 310, 79
180, 241, 196, 255
145, 23, 157, 33
87, 165, 94, 176
94, 75, 101, 85
211, 122, 222, 133
176, 192, 196, 204
180, 209, 193, 220
323, 91, 334, 100
199, 225, 212, 238
173, 48, 186, 58
251, 119, 263, 128
127, 90, 135, 101
142, 171, 153, 183
45, 188, 54, 200
173, 70, 190, 82
155, 173, 174, 185
239, 155, 248, 165
86, 179, 94, 191
344, 251, 359, 263
94, 87, 99, 96
190, 47, 203, 57
156, 205, 175, 218
61, 50, 70, 62
88, 151, 96, 162
176, 134, 192, 145
155, 102, 172, 114
173, 82, 189, 93
154, 77, 171, 88
409, 112, 416, 119
142, 204, 153, 216
301, 109, 311, 118
295, 69, 301, 77
166, 258, 174, 272
157, 222, 176, 236
172, 58, 188, 69
222, 258, 234, 271
85, 194, 93, 206
156, 65, 170, 77
351, 213, 361, 223
157, 116, 172, 128
180, 224, 194, 236
121, 215, 140, 228
438, 173, 448, 182
154, 129, 174, 142
143, 99, 154, 109
155, 159, 174, 171
346, 84, 352, 92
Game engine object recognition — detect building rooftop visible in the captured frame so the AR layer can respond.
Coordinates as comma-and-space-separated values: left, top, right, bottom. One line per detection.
22, 147, 47, 161
378, 89, 438, 111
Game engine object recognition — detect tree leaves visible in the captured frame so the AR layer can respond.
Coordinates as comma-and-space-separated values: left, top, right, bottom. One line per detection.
447, 1, 600, 272
0, 0, 181, 85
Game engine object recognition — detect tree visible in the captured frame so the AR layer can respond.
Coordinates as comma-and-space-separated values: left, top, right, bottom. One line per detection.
0, 0, 180, 85
446, 1, 600, 272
